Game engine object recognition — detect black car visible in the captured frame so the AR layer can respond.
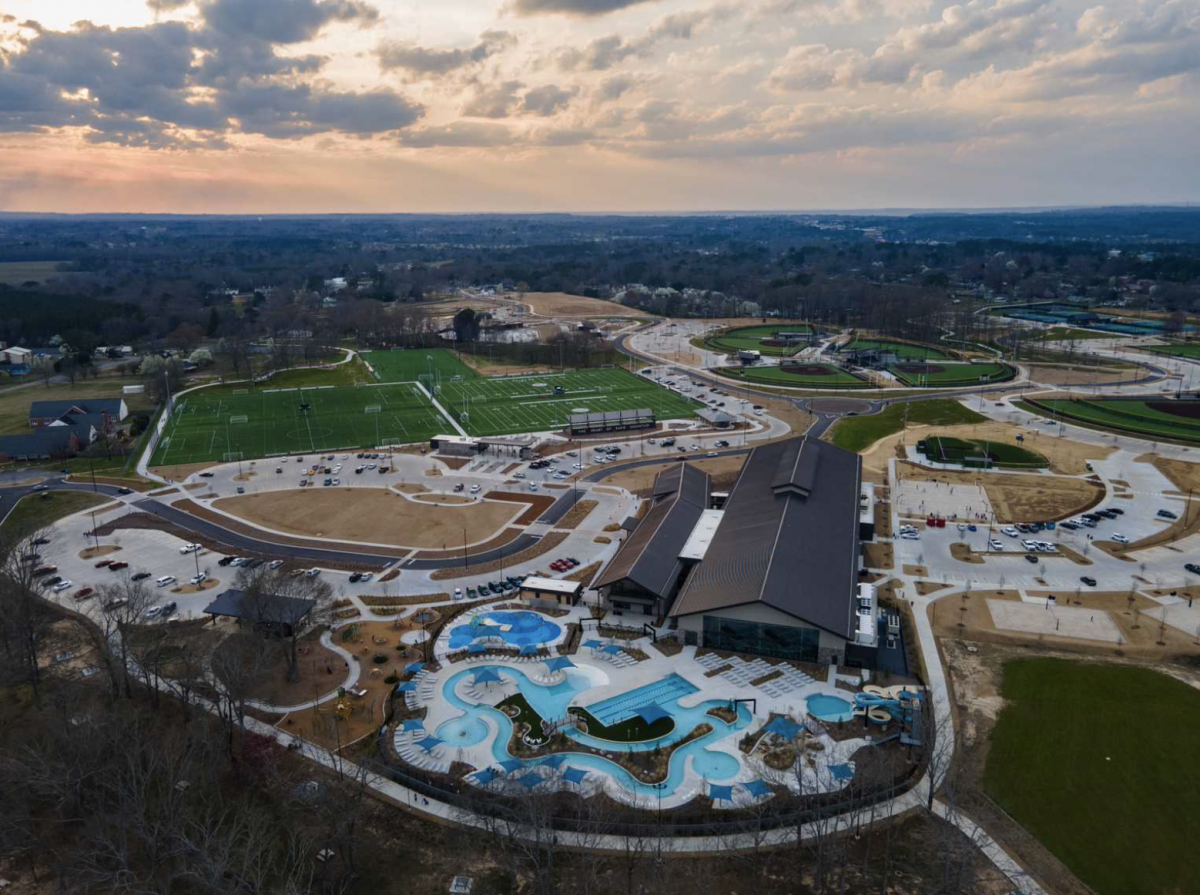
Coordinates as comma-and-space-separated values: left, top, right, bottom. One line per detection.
1024, 554, 1038, 564
199, 471, 214, 478
31, 537, 49, 546
1185, 563, 1200, 575
1080, 576, 1097, 587
131, 572, 151, 582
117, 487, 133, 495
348, 572, 361, 583
1109, 507, 1124, 515
218, 556, 235, 566
1157, 509, 1177, 519
160, 601, 177, 618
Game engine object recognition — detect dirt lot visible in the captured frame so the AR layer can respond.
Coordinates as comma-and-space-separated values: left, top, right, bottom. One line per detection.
150, 460, 216, 482
212, 488, 521, 549
1026, 364, 1139, 387
862, 542, 894, 570
861, 419, 1113, 478
512, 291, 651, 318
899, 462, 1103, 522
601, 454, 747, 496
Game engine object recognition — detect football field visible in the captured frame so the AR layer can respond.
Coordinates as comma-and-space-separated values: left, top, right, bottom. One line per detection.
150, 350, 700, 465
150, 382, 448, 466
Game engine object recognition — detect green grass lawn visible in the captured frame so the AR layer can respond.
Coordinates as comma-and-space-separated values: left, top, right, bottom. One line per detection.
827, 400, 986, 453
921, 435, 1047, 468
984, 658, 1200, 895
0, 260, 74, 285
0, 377, 154, 436
1019, 398, 1200, 444
1035, 326, 1117, 342
1139, 342, 1200, 360
888, 361, 1014, 387
152, 349, 699, 463
717, 363, 871, 389
845, 338, 952, 360
0, 490, 110, 541
704, 324, 813, 357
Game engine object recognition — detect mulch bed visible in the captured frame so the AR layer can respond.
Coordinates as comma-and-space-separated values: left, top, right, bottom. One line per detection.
1147, 400, 1200, 419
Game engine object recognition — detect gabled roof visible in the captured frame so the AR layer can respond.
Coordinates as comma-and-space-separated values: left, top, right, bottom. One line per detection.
0, 424, 91, 458
203, 589, 315, 626
669, 436, 861, 639
29, 398, 123, 420
593, 463, 709, 600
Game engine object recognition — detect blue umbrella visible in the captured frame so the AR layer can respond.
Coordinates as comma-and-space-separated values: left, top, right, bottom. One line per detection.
514, 772, 541, 790
467, 643, 486, 655
544, 656, 575, 672
401, 719, 424, 732
634, 703, 670, 725
764, 716, 802, 741
404, 661, 426, 675
415, 736, 445, 753
829, 763, 854, 781
562, 767, 588, 785
396, 681, 418, 693
472, 768, 498, 786
599, 644, 622, 655
498, 759, 524, 773
472, 668, 502, 686
519, 643, 540, 655
581, 639, 602, 649
743, 780, 772, 799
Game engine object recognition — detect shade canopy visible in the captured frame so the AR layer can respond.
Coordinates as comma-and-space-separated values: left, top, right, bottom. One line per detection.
541, 754, 566, 768
498, 759, 524, 773
471, 768, 498, 786
709, 783, 734, 802
396, 681, 418, 693
415, 736, 445, 753
829, 763, 854, 781
519, 643, 541, 655
743, 780, 772, 798
472, 668, 503, 685
562, 767, 588, 785
467, 643, 486, 654
581, 639, 602, 648
544, 656, 575, 672
514, 772, 541, 790
764, 716, 802, 740
599, 644, 622, 655
401, 719, 425, 732
634, 703, 670, 725
404, 662, 426, 674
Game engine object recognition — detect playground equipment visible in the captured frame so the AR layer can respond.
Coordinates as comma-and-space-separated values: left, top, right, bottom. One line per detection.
853, 686, 924, 726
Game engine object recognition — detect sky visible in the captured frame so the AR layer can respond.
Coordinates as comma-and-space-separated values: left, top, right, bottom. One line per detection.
0, 0, 1197, 213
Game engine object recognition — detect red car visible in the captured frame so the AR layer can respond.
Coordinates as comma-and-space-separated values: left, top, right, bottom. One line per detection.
108, 561, 129, 571
95, 559, 113, 568
73, 587, 94, 601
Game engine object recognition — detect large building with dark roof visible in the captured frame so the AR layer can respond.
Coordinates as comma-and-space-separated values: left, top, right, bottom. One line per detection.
595, 435, 874, 666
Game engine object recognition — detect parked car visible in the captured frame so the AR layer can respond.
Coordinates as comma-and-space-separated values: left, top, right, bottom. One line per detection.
268, 560, 284, 569
131, 572, 151, 582
1080, 576, 1097, 587
989, 539, 1004, 550
1185, 563, 1200, 575
117, 487, 133, 495
52, 580, 73, 593
95, 559, 113, 568
189, 573, 207, 585
218, 556, 235, 566
160, 602, 178, 618
145, 606, 162, 619
179, 543, 200, 554
1157, 509, 1178, 519
305, 568, 321, 578
156, 575, 176, 587
1112, 533, 1130, 544
1024, 554, 1038, 564
108, 561, 128, 571
74, 587, 95, 601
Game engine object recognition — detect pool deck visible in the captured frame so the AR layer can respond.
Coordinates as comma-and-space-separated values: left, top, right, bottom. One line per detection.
411, 607, 877, 809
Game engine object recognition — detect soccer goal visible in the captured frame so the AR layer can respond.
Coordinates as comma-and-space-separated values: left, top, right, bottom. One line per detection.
472, 395, 487, 404
364, 404, 382, 414
229, 414, 249, 424
222, 451, 244, 462
232, 388, 249, 395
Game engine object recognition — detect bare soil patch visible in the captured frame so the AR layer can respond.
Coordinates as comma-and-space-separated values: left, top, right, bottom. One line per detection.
899, 462, 1103, 522
915, 580, 950, 595
513, 291, 651, 318
482, 490, 554, 524
601, 454, 747, 496
950, 543, 984, 564
412, 493, 472, 505
171, 576, 221, 595
1027, 364, 1137, 387
212, 488, 520, 549
555, 499, 597, 530
79, 544, 121, 559
862, 542, 893, 570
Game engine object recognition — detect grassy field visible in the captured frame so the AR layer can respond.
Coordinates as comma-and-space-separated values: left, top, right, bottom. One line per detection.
0, 490, 110, 541
1035, 326, 1116, 342
0, 260, 73, 285
888, 361, 1014, 387
1139, 342, 1200, 360
717, 363, 871, 389
845, 338, 952, 360
920, 435, 1048, 468
0, 378, 154, 436
153, 349, 699, 463
1019, 397, 1200, 443
827, 400, 986, 452
704, 324, 813, 357
984, 659, 1200, 895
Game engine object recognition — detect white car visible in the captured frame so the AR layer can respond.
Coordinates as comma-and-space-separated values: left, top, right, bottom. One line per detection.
179, 543, 200, 554
332, 478, 340, 486
529, 483, 539, 491
305, 568, 321, 577
1039, 542, 1057, 552
358, 573, 373, 583
1112, 533, 1130, 544
514, 472, 526, 479
145, 605, 162, 619
989, 539, 1004, 550
1021, 539, 1038, 551
189, 573, 207, 585
52, 580, 72, 593
573, 463, 584, 470
957, 523, 968, 532
268, 560, 283, 569
469, 484, 481, 493
156, 575, 176, 587
1002, 527, 1019, 537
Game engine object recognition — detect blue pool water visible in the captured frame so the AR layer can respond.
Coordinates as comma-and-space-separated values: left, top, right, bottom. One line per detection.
435, 714, 490, 746
447, 611, 562, 650
691, 749, 740, 780
806, 694, 855, 722
439, 665, 752, 798
585, 673, 700, 726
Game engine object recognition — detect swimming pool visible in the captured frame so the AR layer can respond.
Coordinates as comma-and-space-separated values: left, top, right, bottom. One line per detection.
438, 665, 752, 799
447, 611, 562, 650
806, 694, 855, 723
584, 673, 700, 726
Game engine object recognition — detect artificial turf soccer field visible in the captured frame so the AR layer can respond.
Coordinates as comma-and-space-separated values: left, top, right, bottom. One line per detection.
151, 350, 700, 464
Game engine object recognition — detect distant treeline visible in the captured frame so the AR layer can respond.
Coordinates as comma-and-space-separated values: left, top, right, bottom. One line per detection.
0, 287, 143, 346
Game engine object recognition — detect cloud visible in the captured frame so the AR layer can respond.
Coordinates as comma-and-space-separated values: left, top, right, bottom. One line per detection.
375, 30, 515, 79
147, 0, 194, 12
594, 74, 636, 102
199, 0, 378, 44
461, 80, 524, 118
510, 0, 663, 17
398, 120, 515, 147
0, 12, 422, 147
521, 83, 577, 116
556, 5, 734, 70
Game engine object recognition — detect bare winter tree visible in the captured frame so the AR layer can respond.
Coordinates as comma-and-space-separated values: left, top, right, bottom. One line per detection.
0, 529, 58, 708
235, 565, 333, 682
